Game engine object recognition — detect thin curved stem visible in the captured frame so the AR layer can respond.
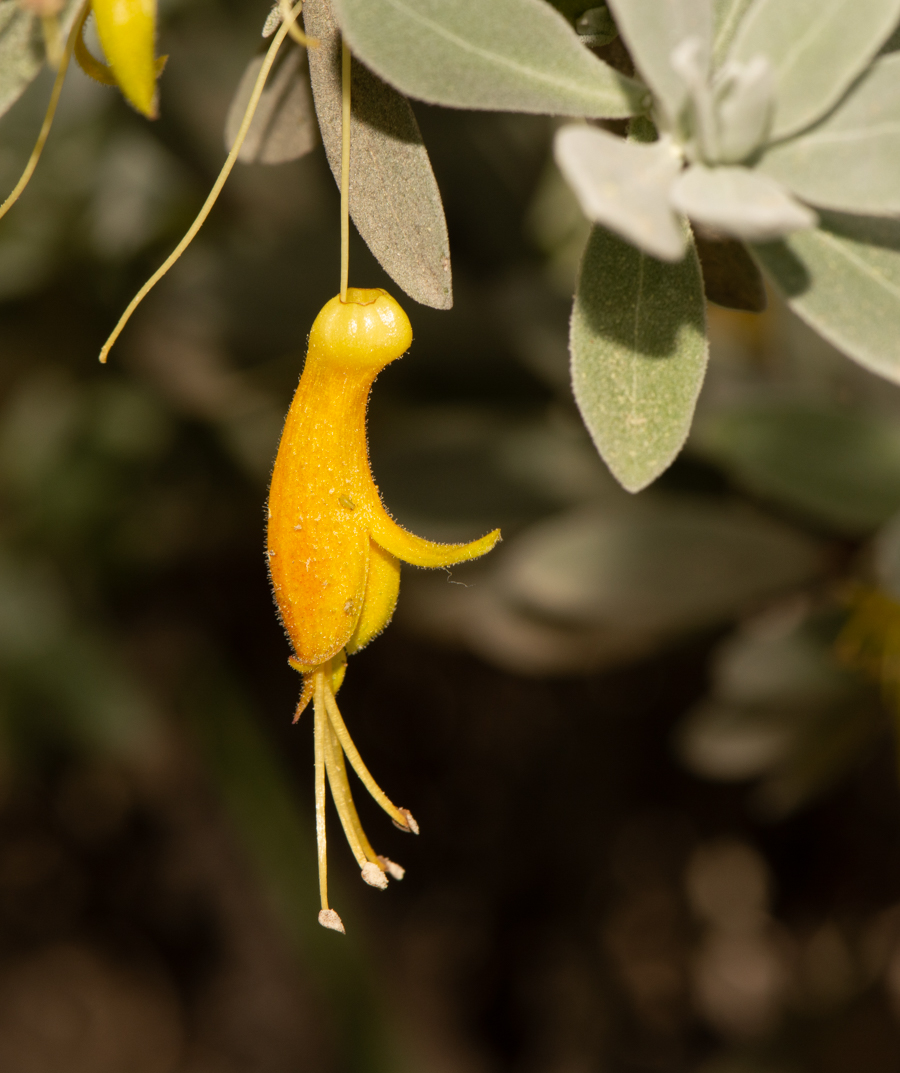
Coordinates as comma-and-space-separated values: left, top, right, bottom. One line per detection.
98, 0, 304, 363
0, 0, 90, 225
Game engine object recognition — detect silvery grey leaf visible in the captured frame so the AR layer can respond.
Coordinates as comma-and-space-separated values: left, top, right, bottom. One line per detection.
693, 228, 767, 310
712, 0, 755, 66
758, 53, 900, 216
262, 4, 282, 37
606, 0, 713, 128
0, 1, 44, 120
224, 47, 317, 165
305, 0, 452, 309
331, 0, 646, 118
0, 0, 83, 120
728, 0, 900, 140
670, 35, 719, 157
712, 54, 773, 162
751, 213, 900, 385
554, 124, 685, 261
570, 221, 708, 492
671, 164, 816, 241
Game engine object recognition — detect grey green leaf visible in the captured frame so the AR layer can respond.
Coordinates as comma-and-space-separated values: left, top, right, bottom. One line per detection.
728, 0, 900, 140
570, 223, 708, 492
759, 53, 900, 216
0, 0, 44, 121
497, 498, 821, 634
671, 164, 815, 241
305, 0, 452, 309
606, 0, 712, 126
554, 125, 684, 261
693, 400, 900, 532
330, 0, 647, 118
224, 47, 317, 165
751, 213, 900, 385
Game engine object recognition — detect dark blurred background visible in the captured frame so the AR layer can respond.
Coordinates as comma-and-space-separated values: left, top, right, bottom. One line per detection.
4, 1, 900, 1071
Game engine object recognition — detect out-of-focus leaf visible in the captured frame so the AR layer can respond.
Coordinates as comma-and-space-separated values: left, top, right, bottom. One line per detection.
224, 47, 317, 165
575, 5, 618, 47
672, 165, 815, 241
693, 400, 900, 532
0, 1, 43, 120
305, 0, 452, 309
571, 224, 707, 492
554, 125, 684, 261
712, 0, 754, 67
759, 54, 900, 217
330, 0, 647, 118
606, 0, 712, 125
495, 499, 822, 632
751, 213, 900, 386
875, 513, 900, 598
728, 0, 900, 140
693, 229, 767, 311
711, 55, 774, 162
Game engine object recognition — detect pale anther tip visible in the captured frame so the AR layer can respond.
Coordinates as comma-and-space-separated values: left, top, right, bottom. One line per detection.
361, 862, 389, 889
378, 855, 405, 881
396, 807, 419, 835
318, 908, 346, 933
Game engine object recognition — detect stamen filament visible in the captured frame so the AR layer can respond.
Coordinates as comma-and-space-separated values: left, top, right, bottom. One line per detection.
322, 681, 414, 832
0, 0, 90, 225
98, 0, 304, 363
339, 37, 350, 302
322, 714, 385, 875
313, 670, 330, 910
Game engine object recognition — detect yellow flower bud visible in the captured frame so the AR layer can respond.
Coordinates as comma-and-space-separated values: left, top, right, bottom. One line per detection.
90, 0, 160, 118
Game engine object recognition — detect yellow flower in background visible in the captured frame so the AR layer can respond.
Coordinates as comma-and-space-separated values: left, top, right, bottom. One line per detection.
267, 288, 500, 932
75, 0, 164, 118
0, 0, 165, 224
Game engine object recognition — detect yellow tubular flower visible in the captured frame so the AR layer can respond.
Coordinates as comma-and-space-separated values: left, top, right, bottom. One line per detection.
82, 0, 161, 118
266, 288, 500, 932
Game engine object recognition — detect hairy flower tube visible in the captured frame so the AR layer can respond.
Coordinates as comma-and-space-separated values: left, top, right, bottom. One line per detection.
267, 288, 500, 932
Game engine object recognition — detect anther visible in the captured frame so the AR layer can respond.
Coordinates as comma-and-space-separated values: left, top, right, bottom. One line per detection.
361, 862, 389, 889
392, 807, 420, 835
318, 908, 345, 933
378, 856, 405, 880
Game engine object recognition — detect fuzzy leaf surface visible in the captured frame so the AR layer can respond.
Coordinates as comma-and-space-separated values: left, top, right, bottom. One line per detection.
224, 47, 317, 164
729, 0, 900, 140
571, 224, 707, 492
752, 212, 900, 384
554, 125, 684, 261
305, 0, 452, 309
672, 164, 815, 241
759, 53, 900, 216
0, 1, 44, 120
331, 0, 646, 117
